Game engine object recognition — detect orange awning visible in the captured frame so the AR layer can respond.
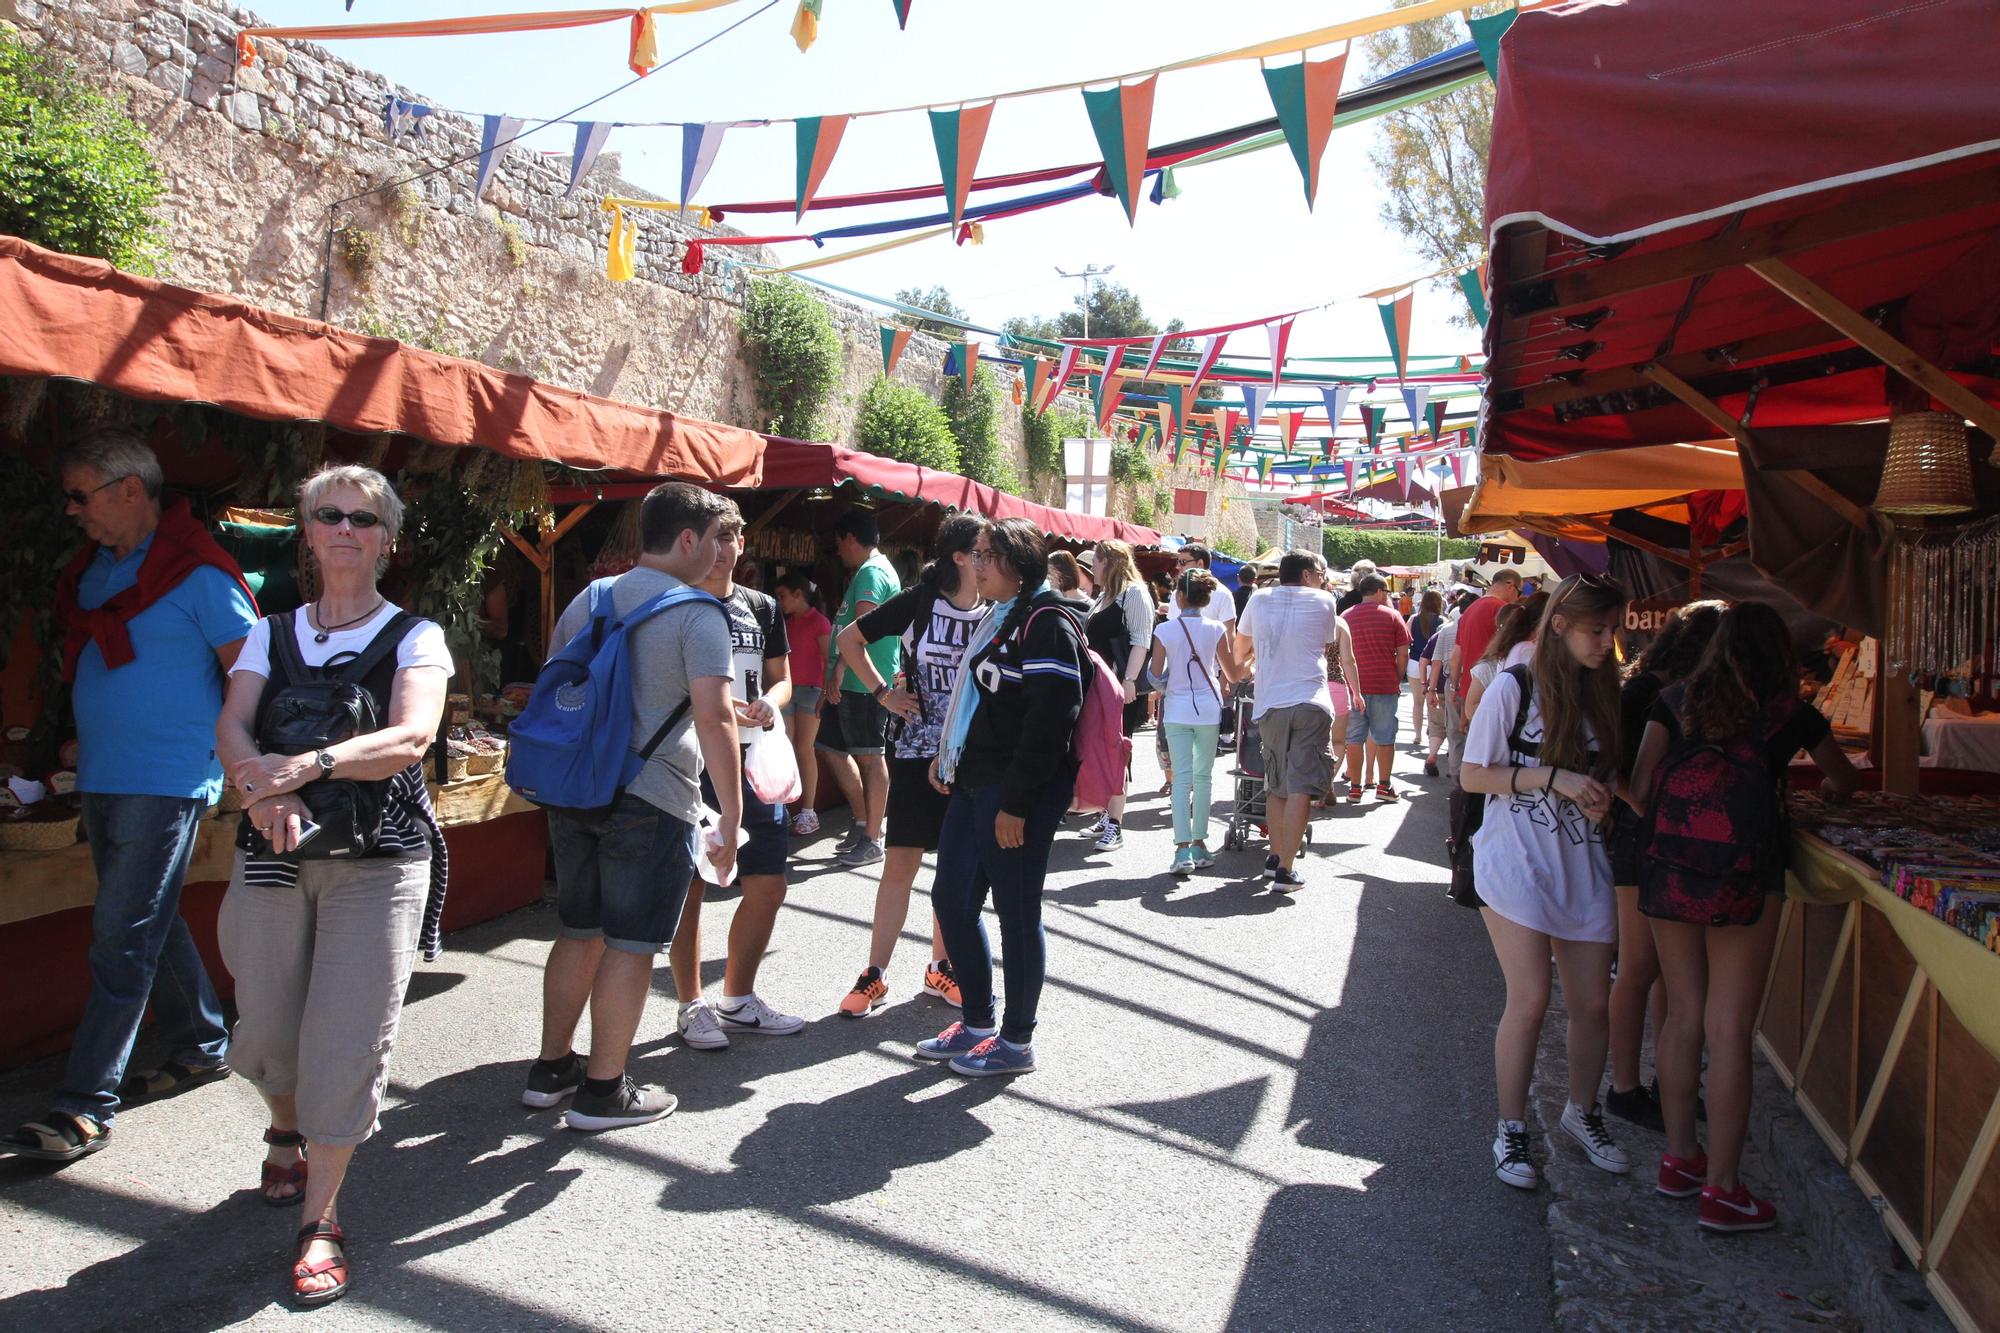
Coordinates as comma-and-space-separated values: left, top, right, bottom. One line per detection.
0, 236, 764, 487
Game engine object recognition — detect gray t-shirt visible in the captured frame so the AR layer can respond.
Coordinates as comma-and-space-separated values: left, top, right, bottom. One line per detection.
550, 567, 732, 825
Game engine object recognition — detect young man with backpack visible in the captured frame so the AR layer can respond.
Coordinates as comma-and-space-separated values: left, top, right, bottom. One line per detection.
520, 482, 742, 1132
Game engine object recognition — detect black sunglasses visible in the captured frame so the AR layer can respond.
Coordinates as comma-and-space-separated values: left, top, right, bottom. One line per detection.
311, 506, 383, 529
62, 475, 129, 506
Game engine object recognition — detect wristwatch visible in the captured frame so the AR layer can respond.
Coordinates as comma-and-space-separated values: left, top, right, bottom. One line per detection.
314, 749, 336, 778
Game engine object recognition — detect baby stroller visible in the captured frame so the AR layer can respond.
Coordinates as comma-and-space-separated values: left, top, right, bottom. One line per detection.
1220, 682, 1314, 854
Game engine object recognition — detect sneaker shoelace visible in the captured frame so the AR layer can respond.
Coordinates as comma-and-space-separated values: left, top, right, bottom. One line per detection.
1577, 1107, 1616, 1150
1500, 1126, 1531, 1164
849, 971, 882, 996
965, 1036, 1001, 1061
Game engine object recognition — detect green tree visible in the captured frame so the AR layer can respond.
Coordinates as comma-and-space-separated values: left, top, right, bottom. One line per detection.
942, 363, 1016, 493
892, 285, 970, 337
0, 33, 164, 271
1323, 525, 1476, 569
1004, 281, 1185, 342
1022, 406, 1089, 481
1365, 3, 1494, 324
856, 377, 959, 472
740, 276, 844, 440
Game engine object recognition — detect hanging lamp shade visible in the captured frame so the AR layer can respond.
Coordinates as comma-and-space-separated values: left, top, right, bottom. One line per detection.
1873, 410, 1974, 515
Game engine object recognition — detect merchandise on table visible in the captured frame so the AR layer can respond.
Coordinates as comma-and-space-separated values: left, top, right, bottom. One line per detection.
1789, 792, 2000, 952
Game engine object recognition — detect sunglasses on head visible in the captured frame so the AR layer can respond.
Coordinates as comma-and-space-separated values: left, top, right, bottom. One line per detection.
311, 506, 383, 529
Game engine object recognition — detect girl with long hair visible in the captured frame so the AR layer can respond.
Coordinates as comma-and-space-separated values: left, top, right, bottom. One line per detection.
1459, 574, 1629, 1191
832, 514, 987, 1016
1407, 589, 1445, 745
1148, 568, 1236, 875
918, 518, 1088, 1076
1085, 539, 1154, 852
1627, 601, 1858, 1230
1603, 600, 1725, 1131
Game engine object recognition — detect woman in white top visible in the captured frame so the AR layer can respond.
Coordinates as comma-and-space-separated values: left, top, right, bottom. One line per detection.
1458, 575, 1628, 1195
1148, 569, 1235, 875
1085, 540, 1154, 851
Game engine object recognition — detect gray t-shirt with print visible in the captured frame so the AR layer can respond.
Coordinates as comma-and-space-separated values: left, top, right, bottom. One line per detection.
550, 566, 732, 825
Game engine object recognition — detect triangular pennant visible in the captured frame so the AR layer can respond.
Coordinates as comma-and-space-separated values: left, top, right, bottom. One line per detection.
1265, 317, 1294, 386
960, 340, 979, 394
680, 122, 728, 204
476, 115, 524, 201
1377, 290, 1413, 382
1169, 384, 1193, 442
1260, 50, 1346, 208
1256, 455, 1273, 483
1049, 344, 1083, 406
880, 325, 912, 376
929, 102, 995, 228
1280, 410, 1303, 449
1363, 404, 1386, 446
794, 114, 850, 220
1341, 459, 1355, 495
790, 0, 823, 52
1456, 265, 1491, 329
1319, 383, 1354, 432
1139, 333, 1170, 382
1394, 457, 1413, 499
891, 0, 913, 28
1190, 333, 1228, 387
1468, 8, 1517, 82
1398, 382, 1431, 432
1449, 451, 1466, 487
1427, 397, 1448, 439
1150, 166, 1181, 205
566, 121, 613, 198
1221, 408, 1243, 450
1457, 354, 1474, 373
943, 344, 960, 379
384, 96, 433, 143
1016, 355, 1045, 410
1080, 74, 1157, 225
1156, 398, 1176, 446
1241, 383, 1272, 434
1093, 371, 1126, 430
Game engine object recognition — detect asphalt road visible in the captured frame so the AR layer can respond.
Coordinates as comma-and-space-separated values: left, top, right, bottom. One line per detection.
0, 734, 1552, 1332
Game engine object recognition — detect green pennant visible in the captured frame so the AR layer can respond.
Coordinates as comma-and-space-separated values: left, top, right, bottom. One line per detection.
1427, 398, 1448, 439
1456, 265, 1490, 328
1363, 404, 1386, 446
1469, 8, 1517, 83
1081, 76, 1157, 225
1259, 51, 1344, 209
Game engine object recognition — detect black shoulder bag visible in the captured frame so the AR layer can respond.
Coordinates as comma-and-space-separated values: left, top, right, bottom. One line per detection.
1445, 664, 1535, 908
236, 609, 416, 861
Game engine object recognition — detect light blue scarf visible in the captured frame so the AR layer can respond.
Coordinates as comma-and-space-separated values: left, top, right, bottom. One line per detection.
936, 596, 1013, 783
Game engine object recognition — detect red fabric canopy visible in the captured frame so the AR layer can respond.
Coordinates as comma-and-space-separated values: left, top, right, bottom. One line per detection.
758, 438, 1161, 547
1481, 0, 2000, 461
0, 236, 764, 485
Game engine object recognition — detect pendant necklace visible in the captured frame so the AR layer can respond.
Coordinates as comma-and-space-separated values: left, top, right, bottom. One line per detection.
310, 598, 385, 644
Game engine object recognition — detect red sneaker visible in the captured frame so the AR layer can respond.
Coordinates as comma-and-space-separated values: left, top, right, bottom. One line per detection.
1699, 1181, 1777, 1232
1657, 1150, 1708, 1199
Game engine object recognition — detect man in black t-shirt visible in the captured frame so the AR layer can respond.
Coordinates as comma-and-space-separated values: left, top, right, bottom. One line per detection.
668, 509, 805, 1053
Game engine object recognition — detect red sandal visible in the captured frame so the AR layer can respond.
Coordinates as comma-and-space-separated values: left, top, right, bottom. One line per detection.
260, 1127, 308, 1208
292, 1219, 348, 1307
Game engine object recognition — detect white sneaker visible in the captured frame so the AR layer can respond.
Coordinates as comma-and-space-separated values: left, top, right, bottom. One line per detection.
1084, 814, 1107, 837
714, 993, 805, 1036
1493, 1119, 1538, 1190
677, 999, 730, 1050
1559, 1101, 1632, 1174
1093, 821, 1123, 852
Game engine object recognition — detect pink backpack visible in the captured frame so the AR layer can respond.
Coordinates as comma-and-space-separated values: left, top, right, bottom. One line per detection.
1025, 606, 1130, 813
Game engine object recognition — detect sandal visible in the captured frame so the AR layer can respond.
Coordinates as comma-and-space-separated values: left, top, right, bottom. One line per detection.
0, 1110, 109, 1162
260, 1128, 309, 1207
116, 1059, 231, 1104
291, 1219, 349, 1307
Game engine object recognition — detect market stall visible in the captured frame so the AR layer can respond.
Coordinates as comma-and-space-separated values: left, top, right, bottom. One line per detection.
0, 236, 767, 1065
1481, 2, 2000, 1324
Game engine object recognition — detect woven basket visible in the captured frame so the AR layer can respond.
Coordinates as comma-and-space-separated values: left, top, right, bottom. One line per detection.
465, 750, 502, 776
1875, 411, 1974, 515
0, 817, 80, 852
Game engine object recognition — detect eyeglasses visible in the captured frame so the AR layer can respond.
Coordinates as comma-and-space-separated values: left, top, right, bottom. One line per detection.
62, 475, 129, 506
311, 506, 383, 529
971, 549, 1000, 565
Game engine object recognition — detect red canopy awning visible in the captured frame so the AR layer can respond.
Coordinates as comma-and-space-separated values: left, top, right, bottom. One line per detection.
758, 437, 1161, 547
1481, 0, 2000, 462
0, 235, 765, 485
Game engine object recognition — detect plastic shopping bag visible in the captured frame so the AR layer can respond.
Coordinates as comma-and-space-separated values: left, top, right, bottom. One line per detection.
743, 719, 802, 806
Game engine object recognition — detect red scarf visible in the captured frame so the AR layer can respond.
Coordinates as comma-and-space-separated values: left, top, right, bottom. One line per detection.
55, 498, 258, 682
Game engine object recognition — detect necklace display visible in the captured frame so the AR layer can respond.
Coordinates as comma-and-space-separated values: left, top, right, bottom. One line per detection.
310, 598, 385, 644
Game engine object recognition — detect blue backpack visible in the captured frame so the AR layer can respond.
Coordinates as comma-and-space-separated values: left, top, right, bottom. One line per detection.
505, 577, 727, 815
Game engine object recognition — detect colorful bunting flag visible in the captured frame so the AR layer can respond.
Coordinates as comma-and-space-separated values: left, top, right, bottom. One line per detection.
1456, 264, 1490, 328
1319, 383, 1354, 432
960, 340, 979, 394
1168, 384, 1194, 443
1150, 167, 1181, 205
680, 122, 728, 204
1280, 410, 1304, 448
1048, 344, 1083, 411
1362, 404, 1386, 446
1240, 383, 1272, 436
476, 114, 523, 201
1427, 398, 1448, 439
1139, 333, 1170, 382
890, 0, 913, 28
384, 95, 432, 143
1221, 408, 1243, 449
1017, 355, 1048, 412
1377, 290, 1413, 382
1080, 74, 1157, 225
1260, 49, 1346, 208
1449, 451, 1466, 487
566, 121, 613, 198
1265, 317, 1294, 386
1394, 457, 1413, 499
1468, 7, 1517, 82
1398, 382, 1431, 432
880, 324, 911, 376
794, 115, 849, 220
929, 102, 994, 228
1092, 371, 1126, 430
1191, 333, 1228, 387
1341, 460, 1355, 495
790, 0, 822, 52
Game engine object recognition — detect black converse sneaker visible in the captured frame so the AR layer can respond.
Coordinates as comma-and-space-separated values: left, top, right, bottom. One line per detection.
1493, 1119, 1538, 1190
565, 1075, 676, 1132
520, 1052, 585, 1109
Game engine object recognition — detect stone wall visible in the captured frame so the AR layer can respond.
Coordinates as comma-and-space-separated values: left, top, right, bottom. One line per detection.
6, 0, 1029, 475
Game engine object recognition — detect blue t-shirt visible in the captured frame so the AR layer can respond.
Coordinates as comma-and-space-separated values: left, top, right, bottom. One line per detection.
71, 539, 258, 800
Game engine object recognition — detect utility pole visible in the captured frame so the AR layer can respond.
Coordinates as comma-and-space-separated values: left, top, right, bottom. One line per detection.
1055, 263, 1115, 339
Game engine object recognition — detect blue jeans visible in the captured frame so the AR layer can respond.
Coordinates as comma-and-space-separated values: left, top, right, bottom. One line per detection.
1163, 722, 1220, 844
55, 794, 228, 1126
932, 774, 1074, 1046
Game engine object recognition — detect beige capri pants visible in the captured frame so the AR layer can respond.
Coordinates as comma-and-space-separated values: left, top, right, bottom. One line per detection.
217, 853, 428, 1147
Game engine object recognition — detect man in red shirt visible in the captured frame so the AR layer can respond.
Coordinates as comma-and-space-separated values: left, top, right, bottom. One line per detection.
1454, 569, 1522, 701
1340, 575, 1412, 801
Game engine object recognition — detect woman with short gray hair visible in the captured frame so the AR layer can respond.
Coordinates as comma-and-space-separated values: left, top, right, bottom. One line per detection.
214, 462, 451, 1307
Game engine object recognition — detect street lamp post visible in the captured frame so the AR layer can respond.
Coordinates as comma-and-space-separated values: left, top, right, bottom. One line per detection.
1055, 263, 1115, 339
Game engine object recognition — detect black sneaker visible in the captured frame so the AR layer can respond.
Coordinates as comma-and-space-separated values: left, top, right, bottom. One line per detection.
564, 1075, 676, 1132
1423, 761, 1440, 778
521, 1052, 586, 1109
1272, 867, 1305, 892
1263, 853, 1280, 881
1603, 1082, 1665, 1133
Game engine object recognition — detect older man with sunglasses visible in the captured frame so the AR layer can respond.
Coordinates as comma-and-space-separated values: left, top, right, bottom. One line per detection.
1, 429, 257, 1163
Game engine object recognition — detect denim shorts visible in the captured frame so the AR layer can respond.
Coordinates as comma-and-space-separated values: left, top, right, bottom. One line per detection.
785, 685, 823, 717
548, 793, 697, 954
816, 691, 890, 756
1345, 692, 1401, 746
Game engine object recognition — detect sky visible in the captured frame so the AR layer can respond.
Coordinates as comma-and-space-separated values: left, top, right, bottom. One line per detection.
244, 0, 1486, 373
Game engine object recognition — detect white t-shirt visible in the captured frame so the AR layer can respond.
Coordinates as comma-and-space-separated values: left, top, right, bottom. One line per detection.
1168, 587, 1236, 627
1463, 669, 1612, 943
232, 602, 453, 681
1237, 585, 1340, 719
1152, 615, 1227, 727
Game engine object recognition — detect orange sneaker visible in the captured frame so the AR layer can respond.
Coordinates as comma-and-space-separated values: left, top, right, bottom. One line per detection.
922, 959, 962, 1008
838, 968, 888, 1018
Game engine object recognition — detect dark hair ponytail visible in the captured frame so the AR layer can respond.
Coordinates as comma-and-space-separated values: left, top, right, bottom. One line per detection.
927, 513, 984, 597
